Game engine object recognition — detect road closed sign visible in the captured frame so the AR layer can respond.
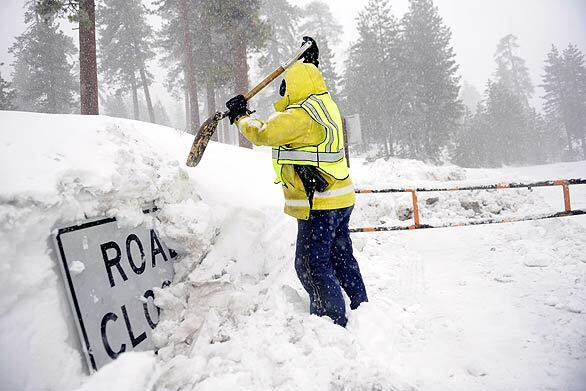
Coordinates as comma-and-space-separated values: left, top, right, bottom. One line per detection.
53, 215, 176, 372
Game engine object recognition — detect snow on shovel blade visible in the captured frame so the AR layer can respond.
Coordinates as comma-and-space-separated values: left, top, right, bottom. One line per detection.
185, 111, 226, 167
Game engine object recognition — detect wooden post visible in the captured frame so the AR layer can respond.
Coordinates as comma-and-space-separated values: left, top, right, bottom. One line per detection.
554, 180, 572, 213
407, 189, 420, 227
342, 117, 350, 168
562, 184, 571, 213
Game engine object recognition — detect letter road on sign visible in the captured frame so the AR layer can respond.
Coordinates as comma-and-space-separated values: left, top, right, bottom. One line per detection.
53, 214, 176, 372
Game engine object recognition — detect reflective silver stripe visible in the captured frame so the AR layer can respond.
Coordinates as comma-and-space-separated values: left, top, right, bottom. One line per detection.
313, 184, 355, 199
302, 101, 334, 152
272, 149, 316, 161
272, 148, 344, 162
285, 185, 354, 208
319, 150, 345, 162
309, 96, 339, 152
285, 199, 310, 207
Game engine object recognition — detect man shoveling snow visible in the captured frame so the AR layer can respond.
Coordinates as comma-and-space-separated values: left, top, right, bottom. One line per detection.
225, 37, 368, 327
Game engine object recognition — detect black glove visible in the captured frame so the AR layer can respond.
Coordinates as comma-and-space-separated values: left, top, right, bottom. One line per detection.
300, 36, 319, 67
225, 94, 250, 124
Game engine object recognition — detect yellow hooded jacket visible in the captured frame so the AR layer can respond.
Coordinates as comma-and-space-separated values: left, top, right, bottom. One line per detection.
236, 61, 355, 220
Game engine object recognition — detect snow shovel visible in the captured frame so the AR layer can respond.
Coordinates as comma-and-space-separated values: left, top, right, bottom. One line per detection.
185, 40, 313, 167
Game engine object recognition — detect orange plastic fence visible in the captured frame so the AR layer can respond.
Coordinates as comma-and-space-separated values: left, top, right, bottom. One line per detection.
351, 178, 586, 233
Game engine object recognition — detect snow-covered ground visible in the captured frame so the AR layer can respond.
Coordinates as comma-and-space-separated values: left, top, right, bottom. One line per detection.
1, 111, 585, 391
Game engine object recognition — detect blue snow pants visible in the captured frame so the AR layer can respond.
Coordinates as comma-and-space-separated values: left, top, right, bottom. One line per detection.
295, 206, 368, 327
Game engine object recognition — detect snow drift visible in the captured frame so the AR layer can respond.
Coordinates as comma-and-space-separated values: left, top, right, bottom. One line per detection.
1, 111, 585, 391
0, 111, 226, 390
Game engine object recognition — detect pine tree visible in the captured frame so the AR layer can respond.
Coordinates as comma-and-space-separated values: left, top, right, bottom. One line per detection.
0, 65, 16, 110
298, 1, 343, 45
156, 0, 192, 130
213, 0, 270, 148
156, 0, 210, 130
102, 92, 128, 118
541, 45, 569, 153
256, 0, 301, 117
453, 105, 487, 167
453, 107, 475, 166
344, 0, 401, 156
37, 0, 99, 114
258, 0, 300, 73
178, 0, 201, 129
483, 79, 528, 165
154, 101, 171, 127
9, 4, 77, 113
494, 34, 534, 105
541, 44, 586, 159
401, 0, 463, 161
156, 0, 268, 139
257, 1, 340, 111
297, 2, 342, 98
456, 79, 533, 168
525, 108, 549, 164
459, 81, 482, 113
542, 116, 567, 162
98, 0, 156, 122
314, 34, 340, 97
560, 44, 586, 158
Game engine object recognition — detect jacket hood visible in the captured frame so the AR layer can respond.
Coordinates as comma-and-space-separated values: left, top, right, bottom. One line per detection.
274, 61, 328, 112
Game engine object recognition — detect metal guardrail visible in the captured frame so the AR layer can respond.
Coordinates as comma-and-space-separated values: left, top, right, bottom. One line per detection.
350, 178, 586, 233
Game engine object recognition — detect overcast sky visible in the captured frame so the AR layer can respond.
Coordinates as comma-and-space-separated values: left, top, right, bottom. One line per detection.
1, 0, 585, 108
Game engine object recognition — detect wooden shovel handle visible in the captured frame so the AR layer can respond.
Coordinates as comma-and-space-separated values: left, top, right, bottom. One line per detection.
244, 66, 285, 101
243, 40, 312, 101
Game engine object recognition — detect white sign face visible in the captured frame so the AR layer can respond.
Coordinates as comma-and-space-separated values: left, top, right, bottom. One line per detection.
53, 216, 176, 372
346, 114, 362, 144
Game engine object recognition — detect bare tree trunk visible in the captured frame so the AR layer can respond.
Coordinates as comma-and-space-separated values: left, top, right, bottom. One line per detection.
138, 66, 155, 123
207, 85, 219, 142
387, 122, 394, 157
565, 125, 573, 155
384, 139, 391, 158
216, 88, 225, 142
178, 0, 200, 132
234, 40, 252, 149
48, 73, 57, 113
130, 73, 140, 120
206, 85, 216, 117
184, 85, 190, 133
79, 0, 99, 115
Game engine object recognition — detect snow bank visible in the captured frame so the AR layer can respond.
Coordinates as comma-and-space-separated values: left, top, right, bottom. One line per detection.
0, 111, 233, 390
350, 156, 586, 228
0, 111, 413, 390
1, 111, 585, 391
